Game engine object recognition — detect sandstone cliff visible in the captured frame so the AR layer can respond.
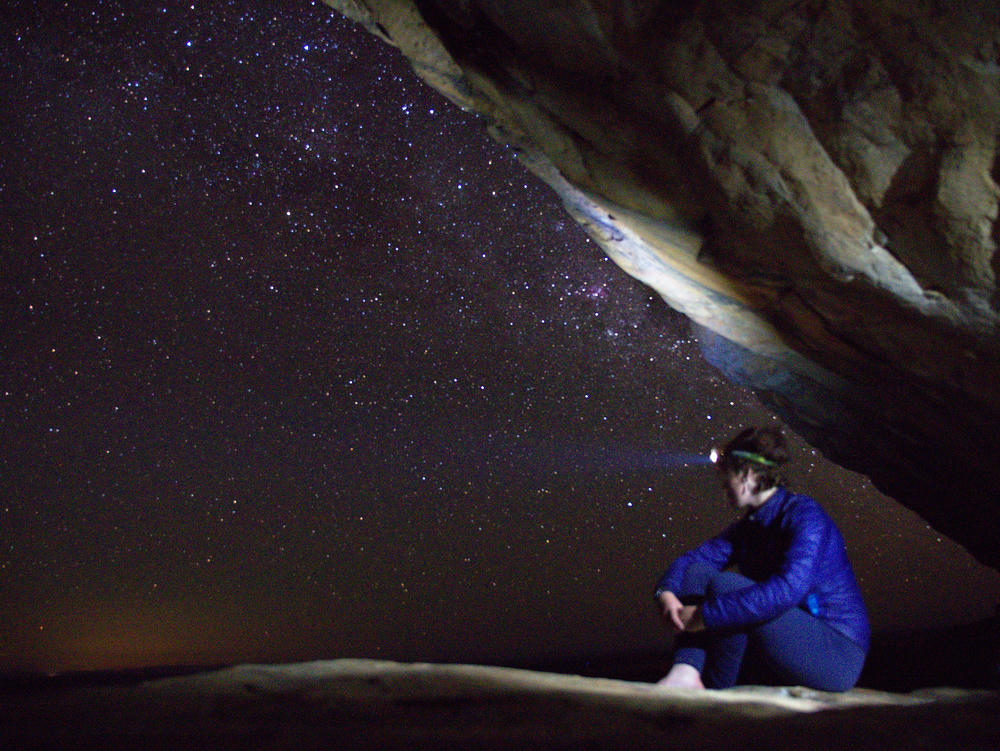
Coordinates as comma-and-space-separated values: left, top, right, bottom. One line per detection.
325, 1, 1000, 568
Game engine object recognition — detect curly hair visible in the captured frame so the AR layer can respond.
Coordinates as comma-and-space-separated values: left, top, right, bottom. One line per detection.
717, 426, 791, 493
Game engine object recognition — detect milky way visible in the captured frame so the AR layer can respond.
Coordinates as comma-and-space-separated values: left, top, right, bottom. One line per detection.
2, 1, 998, 672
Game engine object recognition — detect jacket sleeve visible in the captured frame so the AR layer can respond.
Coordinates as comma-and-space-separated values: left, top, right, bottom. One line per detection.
701, 499, 828, 629
654, 523, 737, 596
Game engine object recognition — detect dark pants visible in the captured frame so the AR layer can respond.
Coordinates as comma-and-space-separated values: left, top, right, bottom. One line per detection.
672, 563, 866, 691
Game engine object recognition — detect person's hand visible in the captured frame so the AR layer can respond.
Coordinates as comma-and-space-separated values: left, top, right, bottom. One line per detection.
678, 604, 705, 633
657, 591, 706, 633
657, 590, 686, 632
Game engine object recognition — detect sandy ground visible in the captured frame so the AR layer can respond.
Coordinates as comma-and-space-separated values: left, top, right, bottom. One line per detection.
4, 659, 999, 750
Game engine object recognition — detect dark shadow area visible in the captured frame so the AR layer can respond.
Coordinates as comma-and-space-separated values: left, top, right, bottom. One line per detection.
0, 664, 228, 695
860, 615, 1000, 692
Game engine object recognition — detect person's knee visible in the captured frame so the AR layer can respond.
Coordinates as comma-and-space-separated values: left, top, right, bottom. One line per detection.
678, 562, 718, 597
706, 571, 753, 597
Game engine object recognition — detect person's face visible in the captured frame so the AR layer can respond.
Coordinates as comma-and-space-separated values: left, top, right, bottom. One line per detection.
722, 468, 758, 510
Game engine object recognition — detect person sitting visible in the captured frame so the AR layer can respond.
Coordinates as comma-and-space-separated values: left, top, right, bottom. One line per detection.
654, 426, 869, 691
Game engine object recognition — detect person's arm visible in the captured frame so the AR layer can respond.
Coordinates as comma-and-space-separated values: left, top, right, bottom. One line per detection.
702, 499, 828, 629
654, 523, 737, 599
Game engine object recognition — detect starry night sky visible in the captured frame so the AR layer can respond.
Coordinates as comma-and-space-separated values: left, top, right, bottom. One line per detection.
3, 1, 999, 674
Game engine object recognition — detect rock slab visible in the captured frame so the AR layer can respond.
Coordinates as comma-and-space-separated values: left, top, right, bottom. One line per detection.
4, 660, 1000, 750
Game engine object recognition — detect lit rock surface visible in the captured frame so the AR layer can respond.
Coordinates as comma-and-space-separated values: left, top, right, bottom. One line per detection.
324, 0, 1000, 568
4, 660, 999, 749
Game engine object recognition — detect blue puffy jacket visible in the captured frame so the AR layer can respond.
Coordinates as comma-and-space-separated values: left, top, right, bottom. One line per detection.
655, 487, 870, 651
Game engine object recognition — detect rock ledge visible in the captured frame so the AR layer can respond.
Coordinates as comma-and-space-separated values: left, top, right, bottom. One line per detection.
4, 659, 999, 749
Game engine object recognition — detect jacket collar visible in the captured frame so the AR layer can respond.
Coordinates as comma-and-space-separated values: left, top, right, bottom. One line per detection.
747, 485, 788, 523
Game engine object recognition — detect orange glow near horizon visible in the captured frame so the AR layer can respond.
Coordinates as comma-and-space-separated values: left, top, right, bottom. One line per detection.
4, 598, 272, 673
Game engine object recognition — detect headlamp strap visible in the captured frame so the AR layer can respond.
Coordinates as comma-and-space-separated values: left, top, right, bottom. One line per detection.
730, 449, 778, 467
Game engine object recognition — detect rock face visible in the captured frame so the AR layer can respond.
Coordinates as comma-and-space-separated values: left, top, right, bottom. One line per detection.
5, 660, 1000, 749
326, 1, 1000, 568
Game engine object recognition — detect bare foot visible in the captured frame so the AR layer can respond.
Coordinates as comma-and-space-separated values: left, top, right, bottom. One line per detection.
655, 663, 705, 690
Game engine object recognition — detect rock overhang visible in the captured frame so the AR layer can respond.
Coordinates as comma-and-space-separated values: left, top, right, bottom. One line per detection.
324, 0, 1000, 569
